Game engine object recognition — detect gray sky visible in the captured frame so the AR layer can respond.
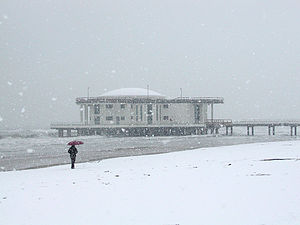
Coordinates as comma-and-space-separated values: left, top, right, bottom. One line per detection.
1, 0, 300, 129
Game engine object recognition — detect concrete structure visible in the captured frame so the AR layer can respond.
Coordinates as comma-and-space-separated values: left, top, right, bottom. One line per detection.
51, 88, 225, 137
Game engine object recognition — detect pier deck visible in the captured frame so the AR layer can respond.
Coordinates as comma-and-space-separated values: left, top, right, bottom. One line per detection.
50, 123, 206, 137
226, 120, 300, 136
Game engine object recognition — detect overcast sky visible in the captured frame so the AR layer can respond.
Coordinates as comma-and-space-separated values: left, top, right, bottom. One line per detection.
1, 0, 300, 129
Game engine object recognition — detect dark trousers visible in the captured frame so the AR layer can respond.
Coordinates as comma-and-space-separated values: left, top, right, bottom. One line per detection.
71, 157, 76, 169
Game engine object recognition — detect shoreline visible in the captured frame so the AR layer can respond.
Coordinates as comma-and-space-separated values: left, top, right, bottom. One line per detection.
1, 134, 299, 172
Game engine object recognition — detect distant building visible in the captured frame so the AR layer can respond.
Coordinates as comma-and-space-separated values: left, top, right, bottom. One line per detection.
51, 88, 226, 137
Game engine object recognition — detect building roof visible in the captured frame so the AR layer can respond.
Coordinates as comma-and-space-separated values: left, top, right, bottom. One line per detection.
100, 88, 166, 99
76, 88, 224, 104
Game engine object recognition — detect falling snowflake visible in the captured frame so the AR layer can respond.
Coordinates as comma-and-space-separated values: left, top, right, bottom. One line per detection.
18, 92, 23, 96
51, 97, 57, 101
27, 149, 34, 153
21, 107, 25, 113
7, 81, 12, 86
3, 15, 8, 20
0, 115, 3, 122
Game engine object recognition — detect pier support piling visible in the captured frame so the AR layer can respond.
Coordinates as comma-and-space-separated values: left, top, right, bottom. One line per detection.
58, 129, 63, 137
291, 126, 298, 136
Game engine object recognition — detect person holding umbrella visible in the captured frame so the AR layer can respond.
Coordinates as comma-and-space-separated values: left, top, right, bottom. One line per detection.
67, 140, 83, 169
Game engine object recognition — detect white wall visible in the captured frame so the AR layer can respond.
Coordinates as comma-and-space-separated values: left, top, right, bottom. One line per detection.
83, 102, 208, 126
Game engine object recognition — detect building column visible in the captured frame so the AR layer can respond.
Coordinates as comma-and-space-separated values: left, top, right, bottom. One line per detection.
90, 105, 94, 125
80, 105, 84, 123
84, 104, 88, 125
211, 103, 214, 122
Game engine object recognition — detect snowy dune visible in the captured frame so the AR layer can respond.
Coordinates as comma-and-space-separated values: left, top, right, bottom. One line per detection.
1, 141, 300, 225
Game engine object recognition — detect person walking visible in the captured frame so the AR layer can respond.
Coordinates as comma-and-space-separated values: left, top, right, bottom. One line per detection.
68, 145, 78, 169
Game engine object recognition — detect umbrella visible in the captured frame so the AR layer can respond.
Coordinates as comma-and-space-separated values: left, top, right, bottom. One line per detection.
67, 140, 84, 145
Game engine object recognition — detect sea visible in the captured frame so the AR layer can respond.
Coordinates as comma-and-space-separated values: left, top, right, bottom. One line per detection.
1, 126, 299, 172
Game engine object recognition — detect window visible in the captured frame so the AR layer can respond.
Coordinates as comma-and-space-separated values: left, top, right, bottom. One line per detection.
163, 116, 169, 120
95, 116, 100, 125
106, 116, 113, 121
163, 104, 169, 109
136, 105, 138, 121
131, 116, 134, 120
147, 104, 152, 114
121, 104, 126, 109
106, 104, 113, 109
94, 105, 100, 114
140, 105, 143, 121
121, 116, 125, 120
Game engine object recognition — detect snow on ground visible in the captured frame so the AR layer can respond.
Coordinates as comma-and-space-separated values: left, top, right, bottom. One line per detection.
1, 141, 300, 225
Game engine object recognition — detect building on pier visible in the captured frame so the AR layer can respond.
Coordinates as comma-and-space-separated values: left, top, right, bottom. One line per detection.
51, 88, 225, 137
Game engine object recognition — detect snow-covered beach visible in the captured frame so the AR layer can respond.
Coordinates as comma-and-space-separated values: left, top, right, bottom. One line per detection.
1, 140, 300, 225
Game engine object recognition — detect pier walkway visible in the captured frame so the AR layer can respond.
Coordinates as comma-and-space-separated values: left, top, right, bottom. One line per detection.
210, 120, 300, 136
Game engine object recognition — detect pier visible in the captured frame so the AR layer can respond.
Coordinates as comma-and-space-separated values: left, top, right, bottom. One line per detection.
222, 120, 300, 136
51, 120, 300, 137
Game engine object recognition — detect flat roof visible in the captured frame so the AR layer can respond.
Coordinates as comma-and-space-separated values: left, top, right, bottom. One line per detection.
76, 97, 224, 104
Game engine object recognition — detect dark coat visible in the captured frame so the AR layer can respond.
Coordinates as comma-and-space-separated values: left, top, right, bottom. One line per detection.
68, 145, 78, 159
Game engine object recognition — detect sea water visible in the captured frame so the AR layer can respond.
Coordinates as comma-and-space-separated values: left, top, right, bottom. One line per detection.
0, 127, 299, 171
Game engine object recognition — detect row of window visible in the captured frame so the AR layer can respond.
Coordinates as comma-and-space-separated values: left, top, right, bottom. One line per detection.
105, 116, 125, 121
103, 116, 169, 121
94, 104, 169, 114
